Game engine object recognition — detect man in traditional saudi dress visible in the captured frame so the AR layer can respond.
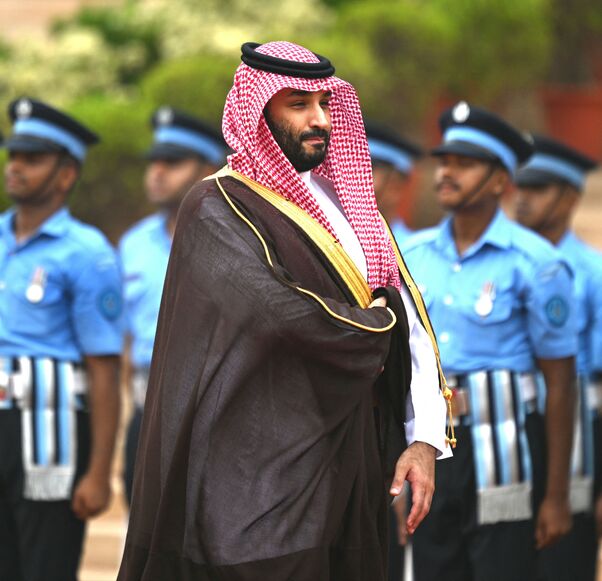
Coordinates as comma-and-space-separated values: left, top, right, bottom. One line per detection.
117, 41, 450, 581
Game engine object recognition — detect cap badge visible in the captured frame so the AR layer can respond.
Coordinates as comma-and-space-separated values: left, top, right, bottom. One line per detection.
16, 99, 33, 119
523, 132, 534, 145
452, 101, 470, 123
156, 106, 174, 126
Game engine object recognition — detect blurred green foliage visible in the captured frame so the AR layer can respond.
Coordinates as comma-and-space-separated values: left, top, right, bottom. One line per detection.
0, 0, 599, 239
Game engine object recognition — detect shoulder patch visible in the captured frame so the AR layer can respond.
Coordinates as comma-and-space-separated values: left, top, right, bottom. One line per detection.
98, 288, 122, 321
545, 295, 569, 328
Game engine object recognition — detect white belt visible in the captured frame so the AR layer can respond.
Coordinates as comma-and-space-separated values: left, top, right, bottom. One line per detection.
447, 371, 538, 422
587, 381, 602, 414
0, 358, 87, 409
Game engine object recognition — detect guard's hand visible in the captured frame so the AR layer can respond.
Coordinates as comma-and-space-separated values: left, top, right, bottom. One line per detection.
369, 296, 387, 309
389, 441, 436, 535
596, 494, 602, 538
535, 494, 572, 548
71, 472, 111, 520
391, 490, 409, 546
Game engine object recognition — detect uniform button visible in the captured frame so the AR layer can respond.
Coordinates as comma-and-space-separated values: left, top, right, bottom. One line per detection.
439, 332, 450, 343
452, 262, 462, 272
443, 294, 454, 305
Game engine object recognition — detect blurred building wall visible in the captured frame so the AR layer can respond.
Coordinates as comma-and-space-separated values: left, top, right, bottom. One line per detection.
0, 0, 122, 40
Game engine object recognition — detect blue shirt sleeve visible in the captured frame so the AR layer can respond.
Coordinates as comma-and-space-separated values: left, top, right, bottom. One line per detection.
589, 265, 602, 373
526, 259, 578, 360
70, 247, 124, 356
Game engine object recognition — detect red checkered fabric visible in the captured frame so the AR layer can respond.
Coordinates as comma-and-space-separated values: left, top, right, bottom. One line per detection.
222, 41, 401, 291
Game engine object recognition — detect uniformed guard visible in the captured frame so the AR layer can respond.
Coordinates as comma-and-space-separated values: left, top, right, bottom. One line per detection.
366, 120, 423, 246
514, 135, 601, 581
0, 98, 124, 580
401, 102, 578, 581
120, 106, 225, 504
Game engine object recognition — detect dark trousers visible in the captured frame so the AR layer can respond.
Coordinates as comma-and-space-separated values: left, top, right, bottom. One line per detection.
123, 406, 144, 506
537, 512, 597, 581
388, 505, 405, 581
412, 425, 538, 581
534, 412, 600, 581
0, 409, 89, 581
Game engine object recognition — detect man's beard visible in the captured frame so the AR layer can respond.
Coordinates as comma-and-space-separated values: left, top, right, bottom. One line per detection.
265, 115, 330, 173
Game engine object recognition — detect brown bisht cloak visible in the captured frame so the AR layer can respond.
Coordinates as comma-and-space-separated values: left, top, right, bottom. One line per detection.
117, 174, 411, 581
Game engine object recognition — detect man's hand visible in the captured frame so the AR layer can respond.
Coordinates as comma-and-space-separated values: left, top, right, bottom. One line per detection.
535, 494, 572, 549
369, 296, 387, 309
389, 441, 436, 534
71, 472, 112, 520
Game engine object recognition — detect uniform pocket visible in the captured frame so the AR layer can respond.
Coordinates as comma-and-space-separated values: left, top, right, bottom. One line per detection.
6, 275, 64, 336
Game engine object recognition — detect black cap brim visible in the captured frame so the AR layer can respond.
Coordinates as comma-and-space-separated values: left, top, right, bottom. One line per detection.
515, 168, 569, 188
431, 140, 499, 163
144, 142, 203, 161
5, 134, 66, 155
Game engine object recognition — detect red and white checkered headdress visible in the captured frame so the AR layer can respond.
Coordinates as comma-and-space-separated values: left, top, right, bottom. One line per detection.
222, 41, 401, 291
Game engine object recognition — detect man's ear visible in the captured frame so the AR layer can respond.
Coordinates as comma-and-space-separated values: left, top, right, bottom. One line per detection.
562, 186, 581, 214
57, 158, 80, 195
492, 166, 511, 195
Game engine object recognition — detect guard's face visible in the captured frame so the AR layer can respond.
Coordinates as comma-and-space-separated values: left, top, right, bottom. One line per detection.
372, 163, 409, 220
145, 157, 211, 209
4, 150, 70, 204
514, 182, 575, 232
434, 153, 505, 211
264, 89, 332, 172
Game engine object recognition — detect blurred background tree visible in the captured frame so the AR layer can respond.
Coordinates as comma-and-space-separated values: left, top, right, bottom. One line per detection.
1, 0, 601, 238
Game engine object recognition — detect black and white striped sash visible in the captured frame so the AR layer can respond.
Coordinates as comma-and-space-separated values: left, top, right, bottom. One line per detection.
0, 357, 87, 500
448, 370, 535, 524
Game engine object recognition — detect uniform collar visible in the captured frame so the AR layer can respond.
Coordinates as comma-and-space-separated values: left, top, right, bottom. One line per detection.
37, 206, 71, 238
152, 212, 172, 247
557, 229, 577, 252
0, 206, 71, 246
436, 208, 512, 260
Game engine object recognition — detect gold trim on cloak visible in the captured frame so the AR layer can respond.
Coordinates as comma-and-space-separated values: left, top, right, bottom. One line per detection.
212, 169, 395, 334
209, 167, 455, 445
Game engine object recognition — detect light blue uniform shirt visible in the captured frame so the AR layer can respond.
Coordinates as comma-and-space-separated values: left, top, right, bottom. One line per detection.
0, 207, 123, 361
557, 231, 602, 374
390, 218, 412, 247
401, 209, 577, 374
119, 213, 171, 369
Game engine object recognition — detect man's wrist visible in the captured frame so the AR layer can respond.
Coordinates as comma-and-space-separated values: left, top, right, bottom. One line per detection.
409, 441, 437, 457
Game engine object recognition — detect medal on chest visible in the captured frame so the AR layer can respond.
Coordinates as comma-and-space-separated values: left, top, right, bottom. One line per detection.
26, 266, 47, 303
474, 281, 496, 317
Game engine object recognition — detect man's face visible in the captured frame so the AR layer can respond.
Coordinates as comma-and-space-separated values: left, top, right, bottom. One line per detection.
372, 163, 409, 220
514, 182, 572, 231
264, 88, 332, 172
145, 157, 210, 209
4, 150, 71, 205
434, 153, 505, 211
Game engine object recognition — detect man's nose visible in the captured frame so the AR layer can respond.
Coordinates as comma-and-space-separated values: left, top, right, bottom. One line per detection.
309, 104, 330, 130
435, 163, 451, 180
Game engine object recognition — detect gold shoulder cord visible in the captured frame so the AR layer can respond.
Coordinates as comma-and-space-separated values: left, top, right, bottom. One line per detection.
212, 172, 396, 334
382, 218, 456, 448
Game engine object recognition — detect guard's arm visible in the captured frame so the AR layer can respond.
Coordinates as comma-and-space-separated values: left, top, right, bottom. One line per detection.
535, 355, 575, 548
72, 354, 121, 519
